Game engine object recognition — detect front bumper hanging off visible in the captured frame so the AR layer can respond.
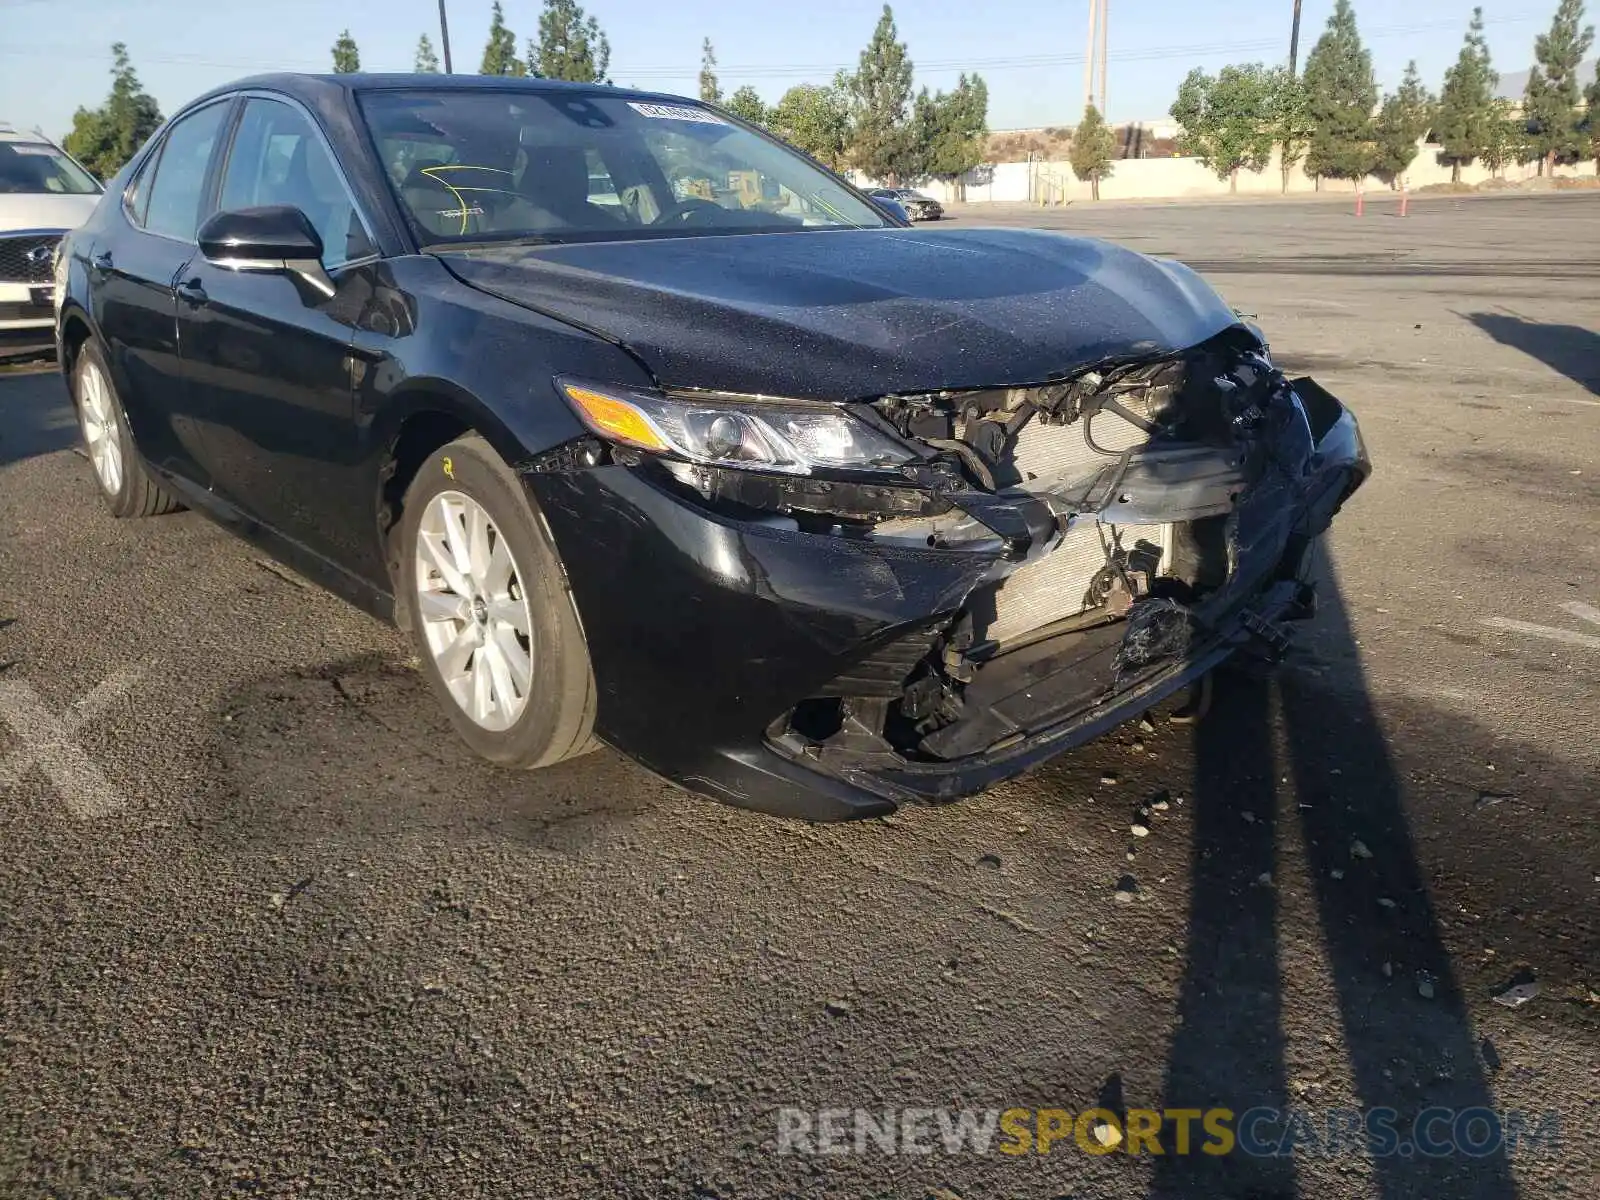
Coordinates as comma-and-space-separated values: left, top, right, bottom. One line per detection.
525, 369, 1370, 822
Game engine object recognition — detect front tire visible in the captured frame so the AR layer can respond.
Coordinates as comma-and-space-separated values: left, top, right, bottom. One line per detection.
397, 434, 596, 769
73, 340, 181, 518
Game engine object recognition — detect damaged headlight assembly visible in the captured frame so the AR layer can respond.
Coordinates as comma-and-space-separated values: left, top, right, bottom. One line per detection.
555, 377, 981, 531
558, 379, 915, 475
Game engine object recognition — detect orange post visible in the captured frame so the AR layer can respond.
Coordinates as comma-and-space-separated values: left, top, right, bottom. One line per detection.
1399, 179, 1409, 217
1355, 186, 1364, 217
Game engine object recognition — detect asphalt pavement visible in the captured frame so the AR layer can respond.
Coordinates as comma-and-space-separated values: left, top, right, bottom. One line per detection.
1, 193, 1596, 1199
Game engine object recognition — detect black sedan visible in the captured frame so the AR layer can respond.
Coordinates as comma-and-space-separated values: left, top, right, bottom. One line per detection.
55, 74, 1368, 821
869, 187, 944, 220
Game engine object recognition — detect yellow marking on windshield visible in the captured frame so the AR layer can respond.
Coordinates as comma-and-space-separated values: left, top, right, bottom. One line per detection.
422, 166, 515, 234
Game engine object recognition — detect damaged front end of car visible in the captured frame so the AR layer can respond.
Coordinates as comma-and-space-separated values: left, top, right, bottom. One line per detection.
735, 326, 1367, 803
529, 321, 1368, 816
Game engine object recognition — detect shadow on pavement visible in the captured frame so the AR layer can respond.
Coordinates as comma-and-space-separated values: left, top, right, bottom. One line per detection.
1464, 312, 1600, 395
0, 365, 76, 468
1151, 564, 1518, 1200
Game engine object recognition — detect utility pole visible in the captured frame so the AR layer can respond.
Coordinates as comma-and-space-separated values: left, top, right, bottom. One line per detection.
1083, 0, 1099, 111
1288, 0, 1303, 76
438, 0, 454, 73
1097, 0, 1109, 115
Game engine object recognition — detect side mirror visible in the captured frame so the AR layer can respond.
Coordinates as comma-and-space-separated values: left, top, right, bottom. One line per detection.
198, 205, 335, 298
871, 196, 909, 224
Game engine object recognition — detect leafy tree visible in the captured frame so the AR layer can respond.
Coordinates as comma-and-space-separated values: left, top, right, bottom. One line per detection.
910, 88, 941, 177
1372, 61, 1436, 183
770, 82, 851, 169
908, 74, 988, 191
1069, 103, 1116, 199
415, 34, 441, 73
1480, 97, 1529, 176
1265, 67, 1312, 193
1524, 0, 1594, 173
699, 37, 721, 104
934, 74, 988, 183
332, 29, 361, 74
844, 4, 915, 183
62, 43, 163, 181
725, 86, 768, 126
531, 0, 611, 83
480, 2, 526, 76
1302, 0, 1378, 182
1435, 8, 1499, 182
1588, 62, 1600, 169
1170, 63, 1278, 191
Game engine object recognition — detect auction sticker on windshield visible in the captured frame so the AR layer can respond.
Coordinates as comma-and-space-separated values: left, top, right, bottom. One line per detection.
627, 102, 728, 125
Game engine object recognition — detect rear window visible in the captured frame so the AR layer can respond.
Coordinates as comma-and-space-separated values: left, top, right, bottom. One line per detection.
0, 141, 101, 195
358, 89, 886, 246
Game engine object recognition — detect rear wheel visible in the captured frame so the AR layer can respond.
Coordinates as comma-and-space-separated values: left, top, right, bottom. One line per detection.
73, 340, 181, 517
397, 434, 596, 768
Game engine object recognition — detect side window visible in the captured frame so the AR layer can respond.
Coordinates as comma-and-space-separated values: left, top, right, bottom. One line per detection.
142, 102, 229, 241
218, 98, 375, 267
124, 150, 158, 226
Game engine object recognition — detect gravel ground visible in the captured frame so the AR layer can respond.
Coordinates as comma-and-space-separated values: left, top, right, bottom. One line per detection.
0, 193, 1596, 1199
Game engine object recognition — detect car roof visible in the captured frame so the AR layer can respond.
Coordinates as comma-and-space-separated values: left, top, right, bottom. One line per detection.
0, 122, 61, 146
185, 72, 708, 113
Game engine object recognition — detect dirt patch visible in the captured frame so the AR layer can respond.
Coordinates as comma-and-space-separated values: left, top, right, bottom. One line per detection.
195, 655, 665, 850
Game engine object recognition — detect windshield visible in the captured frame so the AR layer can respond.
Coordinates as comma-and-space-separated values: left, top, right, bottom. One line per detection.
0, 140, 101, 195
358, 89, 889, 246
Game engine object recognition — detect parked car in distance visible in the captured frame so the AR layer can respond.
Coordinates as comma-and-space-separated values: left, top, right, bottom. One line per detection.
56, 74, 1368, 821
0, 122, 102, 359
868, 187, 943, 220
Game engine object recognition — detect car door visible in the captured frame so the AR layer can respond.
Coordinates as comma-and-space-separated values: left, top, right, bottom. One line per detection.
90, 98, 232, 484
175, 94, 378, 566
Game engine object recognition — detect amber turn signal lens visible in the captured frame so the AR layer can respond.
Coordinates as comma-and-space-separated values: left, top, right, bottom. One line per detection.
561, 384, 670, 452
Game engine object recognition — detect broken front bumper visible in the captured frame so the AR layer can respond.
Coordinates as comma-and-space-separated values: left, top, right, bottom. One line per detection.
524, 381, 1368, 822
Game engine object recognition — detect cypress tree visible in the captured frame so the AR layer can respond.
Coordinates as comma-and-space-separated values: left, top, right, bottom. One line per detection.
1436, 8, 1498, 182
1302, 0, 1378, 182
844, 5, 916, 183
480, 2, 526, 76
1524, 0, 1595, 172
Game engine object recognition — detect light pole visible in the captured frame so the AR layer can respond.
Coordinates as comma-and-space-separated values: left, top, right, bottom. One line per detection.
1289, 0, 1303, 76
438, 0, 454, 73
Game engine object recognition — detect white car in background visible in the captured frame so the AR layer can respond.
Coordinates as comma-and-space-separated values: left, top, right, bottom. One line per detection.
0, 123, 102, 360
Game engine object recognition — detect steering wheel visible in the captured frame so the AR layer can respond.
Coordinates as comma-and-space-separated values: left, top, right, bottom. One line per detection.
651, 197, 726, 226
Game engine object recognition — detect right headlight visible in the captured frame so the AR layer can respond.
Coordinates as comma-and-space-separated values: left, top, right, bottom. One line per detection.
558, 378, 914, 476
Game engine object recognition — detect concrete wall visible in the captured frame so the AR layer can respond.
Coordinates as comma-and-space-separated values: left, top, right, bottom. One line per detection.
872, 141, 1598, 205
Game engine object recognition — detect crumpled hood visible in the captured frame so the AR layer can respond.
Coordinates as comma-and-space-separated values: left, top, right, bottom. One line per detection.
0, 191, 100, 233
442, 226, 1242, 399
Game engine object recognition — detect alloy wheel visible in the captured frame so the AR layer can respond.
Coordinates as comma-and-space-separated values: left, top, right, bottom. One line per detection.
79, 360, 124, 495
414, 490, 535, 732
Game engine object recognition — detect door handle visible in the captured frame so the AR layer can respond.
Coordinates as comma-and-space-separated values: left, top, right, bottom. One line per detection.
175, 278, 208, 306
90, 250, 113, 274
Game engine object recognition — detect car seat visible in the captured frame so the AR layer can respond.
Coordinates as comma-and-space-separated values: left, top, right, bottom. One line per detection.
515, 145, 625, 231
282, 137, 366, 260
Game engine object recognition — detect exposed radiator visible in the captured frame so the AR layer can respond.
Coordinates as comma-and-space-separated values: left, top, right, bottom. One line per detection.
973, 411, 1167, 647
1010, 408, 1147, 484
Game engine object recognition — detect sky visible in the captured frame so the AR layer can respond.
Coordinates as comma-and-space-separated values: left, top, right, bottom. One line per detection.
0, 0, 1576, 142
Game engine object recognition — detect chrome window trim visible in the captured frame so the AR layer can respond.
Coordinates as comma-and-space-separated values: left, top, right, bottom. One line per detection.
226, 89, 380, 270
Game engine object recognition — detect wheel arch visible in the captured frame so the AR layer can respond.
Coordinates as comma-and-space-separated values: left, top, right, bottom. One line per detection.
57, 304, 97, 383
373, 380, 541, 607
